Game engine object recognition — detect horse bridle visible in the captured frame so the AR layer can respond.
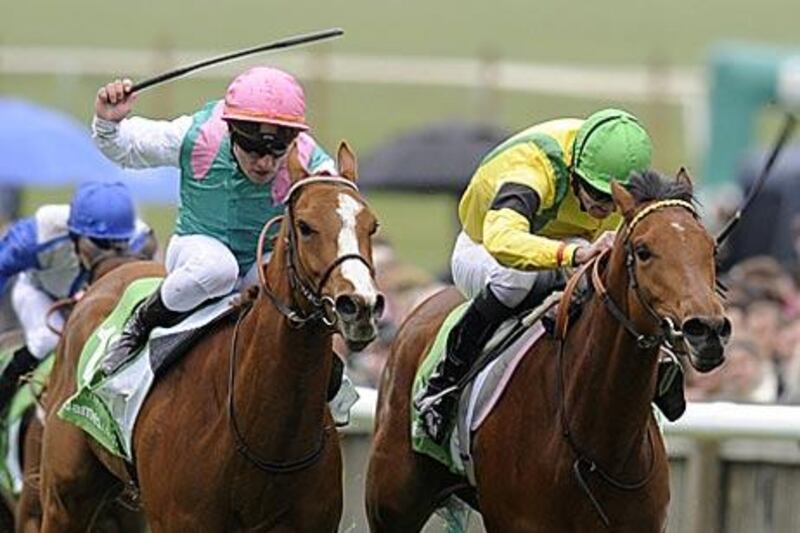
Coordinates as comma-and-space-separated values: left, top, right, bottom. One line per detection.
230, 175, 374, 474
256, 176, 375, 328
557, 198, 699, 528
591, 199, 698, 353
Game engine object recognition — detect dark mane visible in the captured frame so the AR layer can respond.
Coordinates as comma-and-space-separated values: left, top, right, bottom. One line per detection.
627, 170, 695, 205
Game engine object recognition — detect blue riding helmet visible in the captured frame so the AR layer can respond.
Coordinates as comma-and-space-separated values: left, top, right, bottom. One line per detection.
67, 182, 136, 240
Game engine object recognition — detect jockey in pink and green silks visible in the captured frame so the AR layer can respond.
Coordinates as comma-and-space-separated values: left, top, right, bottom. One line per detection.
93, 67, 335, 375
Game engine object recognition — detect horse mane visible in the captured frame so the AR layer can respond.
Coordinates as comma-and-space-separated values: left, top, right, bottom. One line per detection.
627, 170, 695, 206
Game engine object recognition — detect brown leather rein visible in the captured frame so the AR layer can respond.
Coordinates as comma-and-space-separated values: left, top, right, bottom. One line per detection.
255, 176, 375, 328
553, 199, 697, 528
229, 175, 374, 474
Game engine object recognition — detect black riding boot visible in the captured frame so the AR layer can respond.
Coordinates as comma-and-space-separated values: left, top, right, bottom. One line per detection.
102, 287, 189, 376
415, 287, 513, 444
653, 358, 686, 421
0, 346, 38, 411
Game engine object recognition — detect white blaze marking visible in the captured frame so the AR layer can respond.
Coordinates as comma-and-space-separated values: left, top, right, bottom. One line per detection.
336, 193, 378, 304
670, 222, 686, 232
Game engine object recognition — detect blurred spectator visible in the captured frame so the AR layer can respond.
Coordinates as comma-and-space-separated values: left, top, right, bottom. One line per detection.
687, 336, 777, 403
687, 254, 800, 403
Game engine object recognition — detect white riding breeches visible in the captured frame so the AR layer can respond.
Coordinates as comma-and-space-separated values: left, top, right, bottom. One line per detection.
11, 273, 63, 359
450, 231, 584, 309
451, 232, 540, 308
161, 234, 263, 312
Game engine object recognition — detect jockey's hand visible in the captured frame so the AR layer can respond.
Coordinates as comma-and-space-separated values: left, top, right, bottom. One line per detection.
593, 230, 617, 252
573, 231, 617, 265
95, 78, 137, 122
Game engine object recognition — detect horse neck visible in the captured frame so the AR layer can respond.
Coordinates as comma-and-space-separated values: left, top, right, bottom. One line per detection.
562, 247, 660, 467
89, 253, 138, 284
233, 241, 333, 455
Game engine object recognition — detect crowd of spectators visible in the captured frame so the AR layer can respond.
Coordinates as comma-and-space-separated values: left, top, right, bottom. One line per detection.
686, 255, 800, 404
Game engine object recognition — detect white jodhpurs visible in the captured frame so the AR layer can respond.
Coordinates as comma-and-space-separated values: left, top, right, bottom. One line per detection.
11, 273, 63, 359
450, 231, 582, 309
161, 234, 251, 312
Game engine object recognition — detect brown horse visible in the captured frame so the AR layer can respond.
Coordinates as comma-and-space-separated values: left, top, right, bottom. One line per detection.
366, 169, 730, 532
16, 249, 156, 533
37, 141, 383, 532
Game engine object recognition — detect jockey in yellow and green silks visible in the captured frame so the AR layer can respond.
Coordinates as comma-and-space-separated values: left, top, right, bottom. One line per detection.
415, 109, 672, 444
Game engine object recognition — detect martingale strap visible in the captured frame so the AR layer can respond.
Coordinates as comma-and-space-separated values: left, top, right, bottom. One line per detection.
556, 198, 697, 528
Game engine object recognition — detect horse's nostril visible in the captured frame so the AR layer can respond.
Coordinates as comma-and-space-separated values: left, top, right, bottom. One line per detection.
374, 294, 386, 318
683, 316, 730, 340
335, 295, 359, 319
682, 317, 708, 338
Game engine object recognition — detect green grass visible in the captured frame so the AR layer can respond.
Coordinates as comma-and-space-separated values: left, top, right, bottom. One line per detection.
4, 0, 800, 271
4, 0, 800, 64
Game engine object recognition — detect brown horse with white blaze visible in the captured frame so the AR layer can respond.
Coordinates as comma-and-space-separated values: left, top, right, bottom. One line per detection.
366, 169, 730, 532
37, 141, 383, 532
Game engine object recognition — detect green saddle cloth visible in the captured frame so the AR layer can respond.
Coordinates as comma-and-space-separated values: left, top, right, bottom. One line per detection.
58, 277, 162, 458
410, 301, 470, 475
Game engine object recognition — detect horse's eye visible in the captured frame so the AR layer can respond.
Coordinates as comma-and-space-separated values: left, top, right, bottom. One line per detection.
297, 221, 315, 237
635, 244, 652, 261
369, 222, 380, 236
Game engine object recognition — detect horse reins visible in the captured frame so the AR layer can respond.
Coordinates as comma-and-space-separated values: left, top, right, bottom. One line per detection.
229, 175, 374, 474
555, 199, 698, 528
255, 176, 375, 328
603, 199, 698, 352
227, 304, 330, 473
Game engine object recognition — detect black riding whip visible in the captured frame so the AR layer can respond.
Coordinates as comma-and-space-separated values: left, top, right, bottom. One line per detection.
129, 28, 344, 94
715, 112, 798, 246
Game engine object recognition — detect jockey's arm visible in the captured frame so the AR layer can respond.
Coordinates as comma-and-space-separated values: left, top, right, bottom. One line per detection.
92, 114, 192, 169
482, 168, 578, 270
483, 207, 577, 271
0, 217, 39, 293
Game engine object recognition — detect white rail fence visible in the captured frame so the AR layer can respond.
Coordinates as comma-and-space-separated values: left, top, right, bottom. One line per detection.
0, 46, 702, 104
0, 45, 708, 157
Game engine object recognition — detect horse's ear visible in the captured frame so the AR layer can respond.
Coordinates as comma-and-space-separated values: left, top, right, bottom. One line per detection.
611, 181, 636, 220
337, 141, 358, 182
676, 166, 694, 191
287, 140, 309, 183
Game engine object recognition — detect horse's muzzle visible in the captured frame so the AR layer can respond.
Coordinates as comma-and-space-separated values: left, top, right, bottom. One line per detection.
682, 315, 732, 372
335, 293, 385, 352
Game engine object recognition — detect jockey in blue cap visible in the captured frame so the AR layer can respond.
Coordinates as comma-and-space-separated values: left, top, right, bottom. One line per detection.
0, 182, 155, 410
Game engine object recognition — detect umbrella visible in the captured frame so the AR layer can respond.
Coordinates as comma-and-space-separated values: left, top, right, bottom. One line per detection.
359, 121, 510, 195
0, 98, 179, 204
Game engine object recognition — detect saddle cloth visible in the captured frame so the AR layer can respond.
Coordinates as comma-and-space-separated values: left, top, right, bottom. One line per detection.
58, 277, 240, 460
411, 301, 549, 481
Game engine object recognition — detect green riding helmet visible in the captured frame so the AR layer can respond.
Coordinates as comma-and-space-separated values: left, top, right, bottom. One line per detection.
572, 108, 653, 194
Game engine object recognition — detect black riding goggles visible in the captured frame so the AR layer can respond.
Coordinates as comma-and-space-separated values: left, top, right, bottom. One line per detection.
230, 126, 298, 158
580, 181, 614, 204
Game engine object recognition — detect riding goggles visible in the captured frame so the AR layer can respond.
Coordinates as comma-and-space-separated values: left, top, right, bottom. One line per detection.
230, 126, 298, 158
580, 181, 614, 204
